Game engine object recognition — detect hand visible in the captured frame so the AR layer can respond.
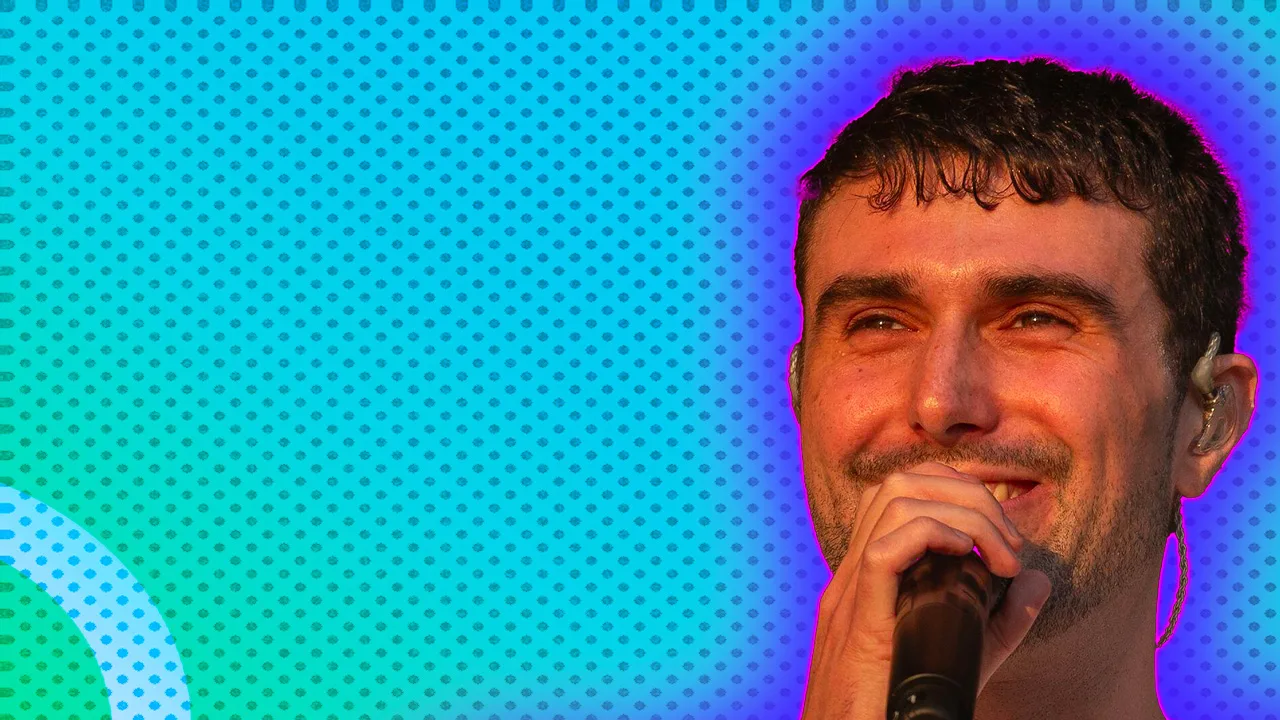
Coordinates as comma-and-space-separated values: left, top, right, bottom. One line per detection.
800, 461, 1053, 720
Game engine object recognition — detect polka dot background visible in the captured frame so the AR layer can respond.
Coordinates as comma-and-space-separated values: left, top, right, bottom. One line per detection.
0, 561, 111, 720
5, 2, 1278, 719
0, 486, 190, 719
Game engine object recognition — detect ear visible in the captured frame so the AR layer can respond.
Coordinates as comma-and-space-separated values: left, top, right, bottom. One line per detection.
1170, 352, 1258, 501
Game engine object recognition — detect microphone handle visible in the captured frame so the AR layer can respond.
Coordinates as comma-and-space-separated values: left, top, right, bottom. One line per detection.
885, 551, 1009, 720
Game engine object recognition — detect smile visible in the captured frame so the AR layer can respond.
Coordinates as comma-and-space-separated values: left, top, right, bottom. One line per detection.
983, 481, 1037, 503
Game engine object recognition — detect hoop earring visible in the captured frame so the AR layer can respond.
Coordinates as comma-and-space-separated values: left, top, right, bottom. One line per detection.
1155, 500, 1189, 649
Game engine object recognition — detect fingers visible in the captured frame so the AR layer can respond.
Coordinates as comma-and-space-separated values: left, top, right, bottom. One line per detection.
810, 516, 984, 720
874, 496, 1022, 577
805, 461, 1047, 720
861, 465, 1024, 555
823, 463, 1023, 614
862, 515, 981, 576
979, 569, 1053, 693
843, 516, 985, 652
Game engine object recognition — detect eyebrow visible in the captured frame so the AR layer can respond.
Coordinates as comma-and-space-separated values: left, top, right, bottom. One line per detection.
981, 271, 1125, 329
811, 272, 922, 330
810, 269, 1125, 331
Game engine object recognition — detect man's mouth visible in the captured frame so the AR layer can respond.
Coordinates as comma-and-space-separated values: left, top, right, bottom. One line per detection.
982, 481, 1038, 503
944, 464, 1045, 504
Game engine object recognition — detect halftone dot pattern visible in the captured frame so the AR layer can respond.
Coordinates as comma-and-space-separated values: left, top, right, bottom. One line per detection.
0, 487, 190, 719
6, 4, 1279, 720
0, 561, 112, 720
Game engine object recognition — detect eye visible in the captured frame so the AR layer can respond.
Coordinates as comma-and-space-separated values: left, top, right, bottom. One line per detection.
847, 314, 909, 333
1010, 310, 1074, 330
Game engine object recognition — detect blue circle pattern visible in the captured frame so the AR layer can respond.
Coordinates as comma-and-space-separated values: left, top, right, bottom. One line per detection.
0, 486, 191, 720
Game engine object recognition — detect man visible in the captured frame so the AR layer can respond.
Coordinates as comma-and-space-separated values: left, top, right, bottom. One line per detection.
787, 58, 1257, 719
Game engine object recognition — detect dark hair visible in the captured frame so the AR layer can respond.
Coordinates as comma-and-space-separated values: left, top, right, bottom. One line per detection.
794, 58, 1247, 390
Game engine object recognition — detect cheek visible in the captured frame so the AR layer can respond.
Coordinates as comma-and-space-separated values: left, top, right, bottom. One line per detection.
996, 346, 1150, 423
1002, 363, 1113, 428
805, 361, 907, 456
1005, 358, 1163, 496
799, 362, 904, 517
1042, 351, 1170, 442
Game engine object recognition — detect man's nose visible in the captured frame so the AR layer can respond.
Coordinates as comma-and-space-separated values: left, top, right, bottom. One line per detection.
907, 326, 999, 446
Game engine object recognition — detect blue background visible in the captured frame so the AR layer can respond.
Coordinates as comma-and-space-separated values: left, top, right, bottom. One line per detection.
4, 1, 1278, 719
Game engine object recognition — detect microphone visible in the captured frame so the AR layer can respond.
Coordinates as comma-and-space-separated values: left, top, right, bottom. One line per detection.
885, 550, 1011, 720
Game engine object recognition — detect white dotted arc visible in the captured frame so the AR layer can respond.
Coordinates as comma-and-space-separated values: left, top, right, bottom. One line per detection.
0, 486, 191, 720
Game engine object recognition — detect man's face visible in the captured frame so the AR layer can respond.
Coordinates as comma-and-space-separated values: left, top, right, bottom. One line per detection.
796, 181, 1182, 645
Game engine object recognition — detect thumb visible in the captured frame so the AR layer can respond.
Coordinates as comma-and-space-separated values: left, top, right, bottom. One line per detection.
978, 569, 1052, 692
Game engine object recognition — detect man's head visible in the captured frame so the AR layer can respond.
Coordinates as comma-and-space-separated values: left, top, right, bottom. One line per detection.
790, 58, 1256, 646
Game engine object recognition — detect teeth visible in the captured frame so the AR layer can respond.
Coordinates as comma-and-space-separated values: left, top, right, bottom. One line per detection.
984, 482, 1032, 502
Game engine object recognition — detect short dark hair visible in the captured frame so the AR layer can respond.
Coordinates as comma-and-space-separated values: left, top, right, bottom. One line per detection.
794, 58, 1248, 391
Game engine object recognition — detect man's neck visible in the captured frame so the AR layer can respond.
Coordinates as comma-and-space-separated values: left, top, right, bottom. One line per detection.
973, 579, 1169, 720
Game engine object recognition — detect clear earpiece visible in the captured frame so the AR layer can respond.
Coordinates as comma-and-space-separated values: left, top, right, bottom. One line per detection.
1189, 331, 1233, 454
1193, 383, 1236, 454
1190, 332, 1221, 396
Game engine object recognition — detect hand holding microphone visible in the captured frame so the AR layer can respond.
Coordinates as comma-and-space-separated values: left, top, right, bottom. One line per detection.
799, 462, 1052, 720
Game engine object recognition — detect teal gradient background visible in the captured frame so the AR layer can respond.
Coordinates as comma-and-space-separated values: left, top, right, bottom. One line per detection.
4, 2, 1279, 719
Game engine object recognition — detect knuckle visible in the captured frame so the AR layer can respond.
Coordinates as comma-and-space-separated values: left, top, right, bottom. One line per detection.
863, 517, 946, 569
880, 474, 924, 502
911, 515, 950, 535
861, 540, 893, 570
881, 495, 917, 520
881, 472, 911, 495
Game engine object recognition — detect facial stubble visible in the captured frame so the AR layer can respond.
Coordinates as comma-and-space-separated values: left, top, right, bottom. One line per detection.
809, 431, 1177, 648
1015, 421, 1177, 647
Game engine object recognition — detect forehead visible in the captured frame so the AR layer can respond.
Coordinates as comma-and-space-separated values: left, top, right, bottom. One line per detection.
802, 183, 1155, 310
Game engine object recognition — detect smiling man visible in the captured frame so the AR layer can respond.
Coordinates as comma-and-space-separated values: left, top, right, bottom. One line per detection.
788, 59, 1258, 719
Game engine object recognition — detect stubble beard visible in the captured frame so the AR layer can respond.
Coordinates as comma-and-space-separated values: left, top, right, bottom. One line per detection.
1014, 426, 1177, 648
808, 431, 1177, 648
